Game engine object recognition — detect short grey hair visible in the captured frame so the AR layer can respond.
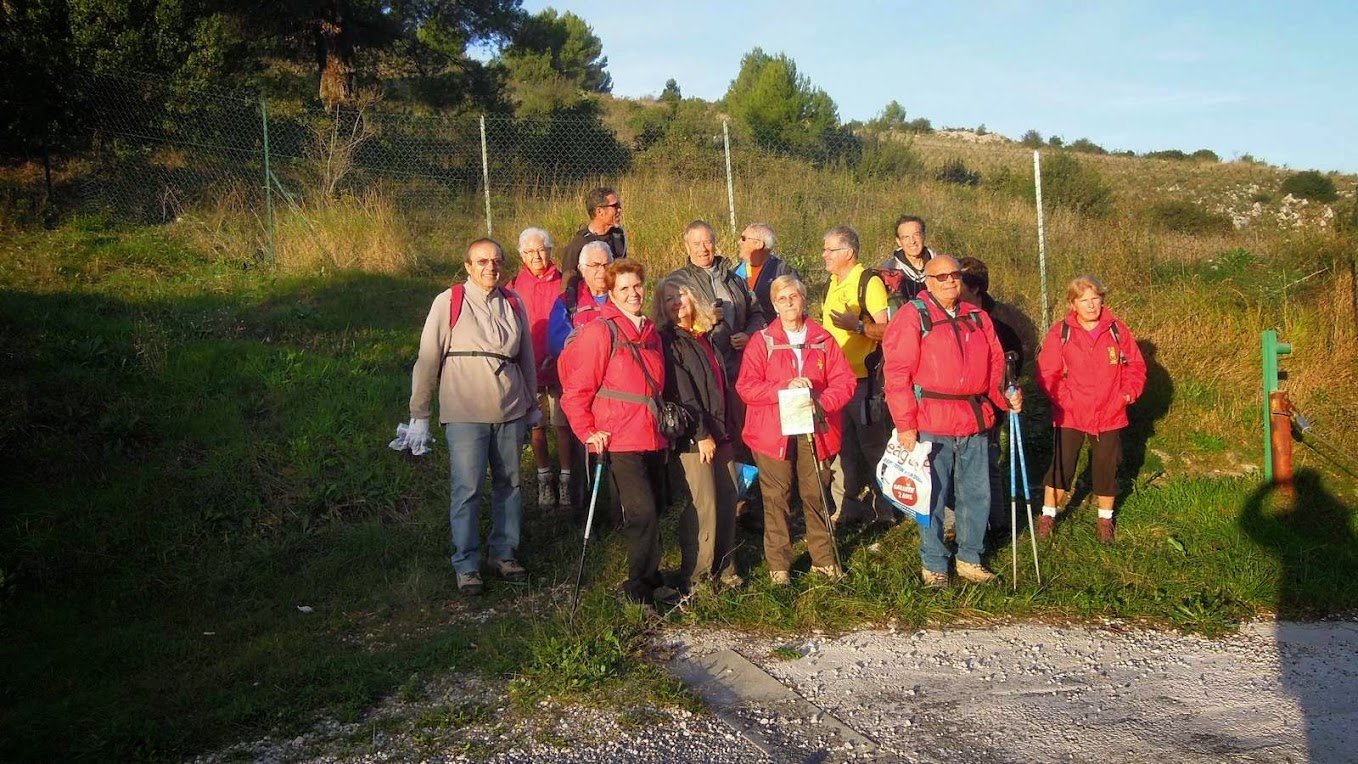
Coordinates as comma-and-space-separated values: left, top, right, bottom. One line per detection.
578, 240, 614, 268
825, 225, 860, 257
517, 227, 553, 252
683, 219, 716, 243
744, 222, 775, 251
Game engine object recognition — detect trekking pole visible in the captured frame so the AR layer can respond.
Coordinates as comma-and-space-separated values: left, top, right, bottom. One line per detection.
570, 444, 606, 617
1008, 410, 1020, 590
1011, 409, 1042, 585
806, 432, 844, 576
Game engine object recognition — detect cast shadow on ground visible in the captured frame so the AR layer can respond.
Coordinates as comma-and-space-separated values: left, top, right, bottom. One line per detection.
1240, 470, 1358, 761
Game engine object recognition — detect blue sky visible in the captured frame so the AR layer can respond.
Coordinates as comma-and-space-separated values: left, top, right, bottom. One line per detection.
516, 0, 1357, 174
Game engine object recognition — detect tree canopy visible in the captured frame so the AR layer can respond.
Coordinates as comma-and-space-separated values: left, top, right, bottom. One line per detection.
722, 48, 839, 155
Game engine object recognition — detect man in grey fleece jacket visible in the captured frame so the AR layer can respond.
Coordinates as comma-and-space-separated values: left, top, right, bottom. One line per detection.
408, 238, 540, 595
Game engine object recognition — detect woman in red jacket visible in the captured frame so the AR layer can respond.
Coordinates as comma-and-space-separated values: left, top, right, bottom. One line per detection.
558, 259, 677, 606
737, 275, 856, 584
1036, 275, 1147, 543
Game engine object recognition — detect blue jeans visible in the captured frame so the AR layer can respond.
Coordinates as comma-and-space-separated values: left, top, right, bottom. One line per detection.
919, 431, 991, 574
446, 418, 527, 574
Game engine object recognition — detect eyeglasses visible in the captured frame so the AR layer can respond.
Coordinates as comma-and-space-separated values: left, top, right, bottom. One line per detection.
927, 271, 963, 282
740, 235, 762, 244
470, 258, 503, 269
522, 248, 550, 256
823, 246, 850, 253
600, 202, 622, 210
581, 261, 609, 270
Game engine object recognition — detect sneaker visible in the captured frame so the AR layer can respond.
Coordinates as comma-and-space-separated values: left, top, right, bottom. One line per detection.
921, 568, 950, 589
1037, 514, 1054, 540
955, 560, 998, 584
1097, 517, 1116, 544
769, 570, 791, 586
719, 571, 745, 589
487, 558, 528, 583
537, 475, 556, 507
810, 564, 846, 582
457, 570, 485, 596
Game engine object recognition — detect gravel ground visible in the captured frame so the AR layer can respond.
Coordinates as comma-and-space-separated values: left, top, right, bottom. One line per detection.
193, 619, 1358, 763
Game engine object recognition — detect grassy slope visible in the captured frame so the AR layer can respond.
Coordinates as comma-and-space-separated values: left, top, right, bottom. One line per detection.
2, 143, 1357, 760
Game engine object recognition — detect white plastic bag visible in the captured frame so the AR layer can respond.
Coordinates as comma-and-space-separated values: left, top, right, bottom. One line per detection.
876, 431, 933, 527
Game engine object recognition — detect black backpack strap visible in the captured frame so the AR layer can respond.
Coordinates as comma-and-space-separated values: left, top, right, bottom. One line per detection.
914, 388, 988, 432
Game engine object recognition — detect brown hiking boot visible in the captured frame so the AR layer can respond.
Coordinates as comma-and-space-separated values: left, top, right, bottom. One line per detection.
1037, 514, 1054, 539
1097, 517, 1115, 544
921, 568, 950, 589
955, 560, 998, 584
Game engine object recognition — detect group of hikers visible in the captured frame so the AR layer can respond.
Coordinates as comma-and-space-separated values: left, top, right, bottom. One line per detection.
393, 186, 1148, 606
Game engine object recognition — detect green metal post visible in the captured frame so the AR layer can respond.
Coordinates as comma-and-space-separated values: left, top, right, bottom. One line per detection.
1261, 330, 1292, 481
261, 97, 276, 267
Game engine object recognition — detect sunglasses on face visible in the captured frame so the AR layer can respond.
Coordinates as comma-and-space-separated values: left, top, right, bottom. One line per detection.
927, 271, 962, 282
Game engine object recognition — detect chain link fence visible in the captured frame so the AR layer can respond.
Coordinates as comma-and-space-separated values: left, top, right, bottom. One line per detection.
51, 69, 1067, 263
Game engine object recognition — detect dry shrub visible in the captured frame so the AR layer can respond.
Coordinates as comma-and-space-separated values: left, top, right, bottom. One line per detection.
274, 192, 415, 274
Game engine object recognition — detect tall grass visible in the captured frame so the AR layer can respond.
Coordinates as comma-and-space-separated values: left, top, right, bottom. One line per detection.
1, 147, 1355, 761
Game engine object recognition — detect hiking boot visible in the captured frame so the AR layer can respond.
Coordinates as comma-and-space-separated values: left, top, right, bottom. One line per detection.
487, 558, 528, 583
769, 570, 791, 586
955, 560, 998, 585
537, 475, 556, 507
811, 564, 846, 582
558, 478, 574, 509
651, 585, 683, 608
921, 568, 950, 589
456, 570, 485, 596
719, 571, 745, 590
1037, 514, 1054, 540
1097, 517, 1116, 544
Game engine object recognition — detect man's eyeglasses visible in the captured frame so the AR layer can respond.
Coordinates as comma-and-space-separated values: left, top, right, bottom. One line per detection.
740, 235, 762, 244
823, 246, 850, 253
599, 202, 622, 210
470, 258, 503, 269
927, 271, 963, 282
581, 261, 609, 270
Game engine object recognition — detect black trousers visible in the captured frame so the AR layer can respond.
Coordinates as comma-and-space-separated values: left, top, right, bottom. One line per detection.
607, 450, 666, 602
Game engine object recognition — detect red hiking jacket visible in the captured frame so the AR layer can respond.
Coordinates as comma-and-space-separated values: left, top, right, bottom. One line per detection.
558, 302, 667, 453
883, 296, 1008, 437
510, 263, 562, 389
1037, 309, 1146, 434
736, 319, 856, 461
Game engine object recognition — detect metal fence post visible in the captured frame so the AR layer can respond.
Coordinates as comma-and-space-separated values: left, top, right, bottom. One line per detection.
1033, 150, 1049, 322
260, 96, 276, 267
722, 119, 736, 232
479, 114, 492, 236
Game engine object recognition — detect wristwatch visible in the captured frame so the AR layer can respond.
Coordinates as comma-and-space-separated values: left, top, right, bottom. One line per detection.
856, 319, 865, 335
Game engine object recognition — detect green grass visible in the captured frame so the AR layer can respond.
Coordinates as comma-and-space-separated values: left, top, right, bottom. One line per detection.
2, 212, 1356, 761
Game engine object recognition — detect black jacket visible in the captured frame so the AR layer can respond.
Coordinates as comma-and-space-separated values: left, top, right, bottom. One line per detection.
659, 325, 732, 451
667, 256, 767, 382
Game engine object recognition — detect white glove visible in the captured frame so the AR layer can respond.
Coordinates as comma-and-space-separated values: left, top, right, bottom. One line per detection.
388, 417, 434, 456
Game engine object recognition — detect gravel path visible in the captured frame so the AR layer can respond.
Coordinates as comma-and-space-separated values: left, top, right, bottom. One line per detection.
193, 619, 1358, 763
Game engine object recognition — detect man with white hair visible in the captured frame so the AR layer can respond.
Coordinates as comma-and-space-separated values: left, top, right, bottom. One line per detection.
733, 222, 799, 318
511, 227, 572, 509
546, 240, 614, 510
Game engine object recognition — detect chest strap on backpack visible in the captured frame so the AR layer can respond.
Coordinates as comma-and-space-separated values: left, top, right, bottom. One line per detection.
594, 319, 665, 421
444, 350, 514, 375
914, 386, 988, 432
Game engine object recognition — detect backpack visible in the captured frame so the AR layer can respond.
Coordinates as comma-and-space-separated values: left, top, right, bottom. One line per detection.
907, 297, 991, 432
443, 283, 526, 374
1058, 320, 1126, 378
855, 270, 896, 424
592, 318, 692, 440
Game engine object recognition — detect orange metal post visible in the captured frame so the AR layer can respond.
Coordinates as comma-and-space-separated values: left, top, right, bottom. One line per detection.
1269, 391, 1294, 502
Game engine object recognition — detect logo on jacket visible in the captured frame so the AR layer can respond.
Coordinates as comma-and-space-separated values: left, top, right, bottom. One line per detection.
1108, 345, 1119, 365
